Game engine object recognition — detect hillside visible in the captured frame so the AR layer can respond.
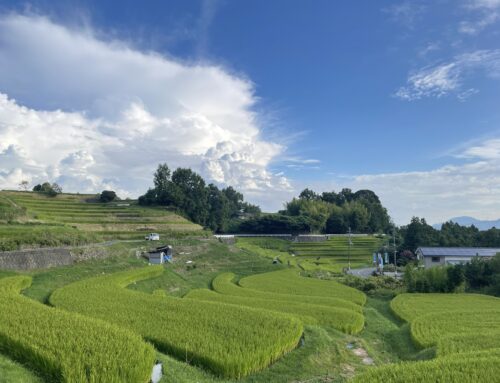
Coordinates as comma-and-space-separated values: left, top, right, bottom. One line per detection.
434, 216, 500, 231
0, 191, 203, 251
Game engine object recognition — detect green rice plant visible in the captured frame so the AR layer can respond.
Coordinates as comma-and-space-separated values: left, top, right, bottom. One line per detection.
238, 269, 367, 306
185, 288, 364, 333
357, 293, 500, 382
50, 267, 303, 379
410, 310, 500, 349
390, 293, 500, 322
211, 272, 362, 313
0, 276, 155, 382
351, 350, 500, 383
436, 331, 500, 356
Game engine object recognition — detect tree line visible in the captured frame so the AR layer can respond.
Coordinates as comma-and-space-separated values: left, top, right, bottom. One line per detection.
138, 164, 260, 232
239, 188, 392, 234
399, 217, 500, 252
403, 254, 500, 296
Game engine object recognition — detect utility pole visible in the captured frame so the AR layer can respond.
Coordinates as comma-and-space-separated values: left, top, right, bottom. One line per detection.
393, 229, 397, 277
348, 227, 352, 271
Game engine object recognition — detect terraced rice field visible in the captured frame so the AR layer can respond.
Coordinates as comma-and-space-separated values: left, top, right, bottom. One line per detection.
236, 236, 384, 273
239, 268, 367, 305
50, 267, 303, 379
290, 236, 384, 272
0, 275, 155, 382
0, 191, 203, 249
185, 271, 365, 333
353, 293, 500, 382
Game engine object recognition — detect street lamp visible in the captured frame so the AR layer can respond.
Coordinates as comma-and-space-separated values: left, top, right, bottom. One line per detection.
347, 227, 352, 271
393, 230, 397, 277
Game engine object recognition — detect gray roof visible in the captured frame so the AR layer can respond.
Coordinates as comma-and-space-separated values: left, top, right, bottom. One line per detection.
417, 247, 500, 257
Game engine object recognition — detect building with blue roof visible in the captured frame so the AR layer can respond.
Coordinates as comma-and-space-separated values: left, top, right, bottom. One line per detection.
416, 247, 500, 268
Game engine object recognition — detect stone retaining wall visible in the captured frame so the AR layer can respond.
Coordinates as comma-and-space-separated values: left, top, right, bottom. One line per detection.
0, 248, 73, 270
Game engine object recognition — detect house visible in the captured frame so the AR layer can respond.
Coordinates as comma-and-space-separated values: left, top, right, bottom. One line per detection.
416, 247, 500, 268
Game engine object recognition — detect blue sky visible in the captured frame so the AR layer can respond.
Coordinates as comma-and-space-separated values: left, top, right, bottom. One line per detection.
0, 0, 500, 224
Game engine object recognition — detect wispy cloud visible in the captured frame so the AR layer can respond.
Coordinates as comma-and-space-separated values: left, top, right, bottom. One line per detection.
395, 49, 500, 100
285, 158, 321, 165
459, 0, 500, 34
459, 138, 500, 159
195, 0, 220, 57
382, 1, 426, 28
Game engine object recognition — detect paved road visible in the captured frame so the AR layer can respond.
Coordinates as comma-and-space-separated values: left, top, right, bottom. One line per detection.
347, 267, 376, 278
347, 267, 403, 279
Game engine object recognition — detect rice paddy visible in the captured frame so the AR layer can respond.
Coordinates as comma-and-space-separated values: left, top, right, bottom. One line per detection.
186, 271, 365, 333
352, 292, 500, 382
236, 235, 384, 273
50, 267, 304, 379
0, 275, 155, 382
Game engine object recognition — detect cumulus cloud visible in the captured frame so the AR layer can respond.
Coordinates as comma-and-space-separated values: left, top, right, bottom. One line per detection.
0, 13, 290, 206
395, 49, 500, 100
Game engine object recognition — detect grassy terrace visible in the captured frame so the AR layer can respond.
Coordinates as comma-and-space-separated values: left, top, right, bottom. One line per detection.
0, 191, 204, 250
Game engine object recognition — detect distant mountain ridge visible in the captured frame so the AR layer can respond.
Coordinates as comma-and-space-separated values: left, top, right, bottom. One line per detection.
434, 216, 500, 231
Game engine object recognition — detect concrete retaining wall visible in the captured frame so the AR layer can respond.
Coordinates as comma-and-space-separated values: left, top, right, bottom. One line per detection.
0, 248, 73, 270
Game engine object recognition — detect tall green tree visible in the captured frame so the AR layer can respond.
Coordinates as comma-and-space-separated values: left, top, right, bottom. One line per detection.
171, 168, 209, 225
206, 184, 230, 233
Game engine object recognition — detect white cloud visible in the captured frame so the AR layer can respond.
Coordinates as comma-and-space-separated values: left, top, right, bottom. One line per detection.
308, 138, 500, 225
466, 0, 500, 10
395, 49, 500, 100
459, 138, 500, 159
0, 14, 289, 206
460, 0, 500, 34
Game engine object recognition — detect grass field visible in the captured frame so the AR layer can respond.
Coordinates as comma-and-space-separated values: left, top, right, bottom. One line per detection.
0, 191, 203, 250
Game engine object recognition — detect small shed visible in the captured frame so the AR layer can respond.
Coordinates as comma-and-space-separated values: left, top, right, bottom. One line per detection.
148, 245, 173, 264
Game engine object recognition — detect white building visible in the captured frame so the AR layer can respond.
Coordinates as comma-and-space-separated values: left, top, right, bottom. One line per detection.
416, 247, 500, 268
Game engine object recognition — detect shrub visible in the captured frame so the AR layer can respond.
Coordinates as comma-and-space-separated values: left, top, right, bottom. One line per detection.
99, 190, 118, 203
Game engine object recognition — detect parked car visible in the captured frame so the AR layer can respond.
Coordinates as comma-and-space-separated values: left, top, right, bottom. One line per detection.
145, 233, 160, 241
